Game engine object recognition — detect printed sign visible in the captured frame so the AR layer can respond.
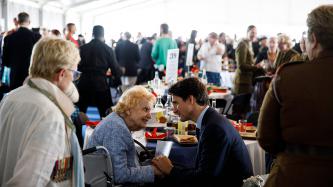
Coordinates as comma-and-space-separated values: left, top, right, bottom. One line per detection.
165, 49, 179, 84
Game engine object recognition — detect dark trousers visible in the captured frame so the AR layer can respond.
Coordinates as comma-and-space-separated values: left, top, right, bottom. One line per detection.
77, 89, 112, 118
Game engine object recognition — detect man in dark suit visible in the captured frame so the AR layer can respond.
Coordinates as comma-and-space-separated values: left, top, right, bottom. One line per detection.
2, 12, 40, 90
77, 25, 121, 118
153, 78, 253, 187
136, 37, 155, 84
115, 32, 140, 91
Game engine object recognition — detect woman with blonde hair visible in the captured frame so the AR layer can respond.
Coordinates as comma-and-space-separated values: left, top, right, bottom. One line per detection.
0, 37, 84, 186
87, 86, 163, 186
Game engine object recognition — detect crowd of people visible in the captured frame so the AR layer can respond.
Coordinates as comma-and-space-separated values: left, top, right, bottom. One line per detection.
0, 4, 332, 187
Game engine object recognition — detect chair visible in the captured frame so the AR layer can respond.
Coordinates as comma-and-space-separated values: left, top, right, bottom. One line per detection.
209, 98, 227, 114
83, 146, 115, 187
224, 93, 252, 121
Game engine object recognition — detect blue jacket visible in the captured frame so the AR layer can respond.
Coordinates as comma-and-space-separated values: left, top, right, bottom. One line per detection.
169, 107, 253, 187
87, 112, 154, 185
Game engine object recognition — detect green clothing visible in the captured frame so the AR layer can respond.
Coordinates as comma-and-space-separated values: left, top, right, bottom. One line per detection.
151, 37, 178, 67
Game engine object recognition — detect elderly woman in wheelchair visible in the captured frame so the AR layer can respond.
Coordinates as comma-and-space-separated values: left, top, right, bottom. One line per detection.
87, 86, 163, 186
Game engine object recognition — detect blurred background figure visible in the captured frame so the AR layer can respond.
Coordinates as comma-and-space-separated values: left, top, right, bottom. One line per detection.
197, 32, 225, 86
2, 12, 41, 91
65, 23, 79, 47
151, 23, 178, 79
78, 34, 86, 47
137, 36, 156, 84
77, 25, 122, 118
51, 29, 62, 38
115, 31, 140, 91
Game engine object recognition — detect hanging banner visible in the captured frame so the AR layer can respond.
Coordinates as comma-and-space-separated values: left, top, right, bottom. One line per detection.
165, 49, 179, 84
185, 43, 194, 66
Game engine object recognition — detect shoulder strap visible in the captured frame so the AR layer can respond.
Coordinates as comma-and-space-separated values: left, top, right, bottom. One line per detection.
272, 76, 281, 105
27, 79, 76, 131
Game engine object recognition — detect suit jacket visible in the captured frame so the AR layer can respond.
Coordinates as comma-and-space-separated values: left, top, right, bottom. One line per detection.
2, 27, 40, 90
115, 40, 140, 76
258, 51, 333, 187
169, 107, 253, 187
234, 39, 263, 94
78, 39, 121, 91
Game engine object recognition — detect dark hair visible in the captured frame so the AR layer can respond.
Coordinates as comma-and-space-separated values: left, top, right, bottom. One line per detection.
124, 32, 131, 40
247, 25, 256, 33
168, 77, 208, 106
219, 32, 225, 38
67, 23, 75, 30
51, 29, 61, 36
190, 30, 197, 41
160, 23, 169, 34
17, 12, 29, 24
92, 25, 104, 38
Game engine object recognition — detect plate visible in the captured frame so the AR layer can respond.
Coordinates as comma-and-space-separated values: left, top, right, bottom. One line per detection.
173, 134, 198, 145
239, 132, 257, 140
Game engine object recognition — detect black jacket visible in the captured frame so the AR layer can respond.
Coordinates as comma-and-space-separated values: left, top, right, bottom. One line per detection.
169, 107, 253, 187
115, 40, 140, 76
138, 41, 154, 70
2, 27, 40, 90
78, 39, 121, 91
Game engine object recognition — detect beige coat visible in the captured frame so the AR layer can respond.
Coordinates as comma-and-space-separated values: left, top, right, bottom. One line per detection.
0, 78, 75, 187
258, 51, 333, 187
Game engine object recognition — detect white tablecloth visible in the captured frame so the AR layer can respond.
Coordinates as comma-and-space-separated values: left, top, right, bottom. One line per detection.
244, 140, 266, 175
220, 71, 235, 89
133, 130, 266, 176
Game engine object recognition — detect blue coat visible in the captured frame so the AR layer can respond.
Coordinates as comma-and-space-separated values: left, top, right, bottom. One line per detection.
169, 107, 253, 187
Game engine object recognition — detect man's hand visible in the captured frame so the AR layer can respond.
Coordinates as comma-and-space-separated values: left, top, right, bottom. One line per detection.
153, 165, 165, 177
152, 156, 173, 175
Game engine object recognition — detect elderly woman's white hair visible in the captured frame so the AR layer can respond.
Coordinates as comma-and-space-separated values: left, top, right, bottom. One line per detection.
115, 86, 156, 115
29, 37, 80, 81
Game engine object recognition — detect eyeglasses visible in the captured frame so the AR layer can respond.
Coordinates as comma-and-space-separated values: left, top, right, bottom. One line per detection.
68, 69, 82, 81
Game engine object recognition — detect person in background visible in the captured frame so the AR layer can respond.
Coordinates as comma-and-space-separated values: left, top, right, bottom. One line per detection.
233, 25, 264, 94
273, 34, 301, 71
256, 36, 278, 75
197, 32, 225, 86
115, 32, 140, 91
66, 23, 79, 48
152, 77, 253, 187
77, 25, 122, 118
247, 25, 260, 59
87, 86, 163, 186
40, 27, 49, 37
151, 23, 178, 79
258, 36, 268, 55
2, 12, 41, 91
137, 36, 155, 84
0, 37, 84, 186
51, 29, 62, 38
258, 5, 333, 187
77, 34, 86, 47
